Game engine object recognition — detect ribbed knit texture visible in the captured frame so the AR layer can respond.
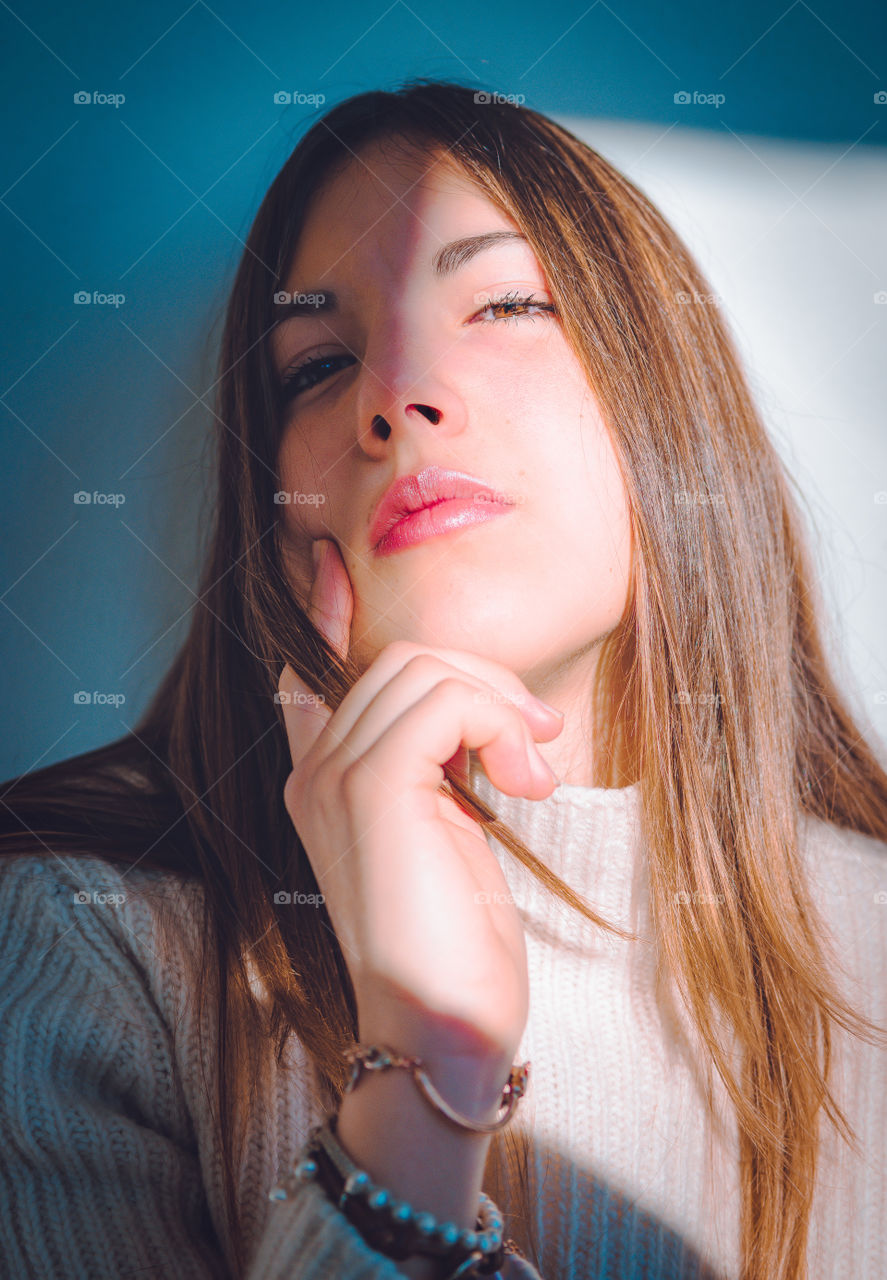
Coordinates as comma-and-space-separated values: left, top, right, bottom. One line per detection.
466, 761, 887, 1280
0, 765, 884, 1278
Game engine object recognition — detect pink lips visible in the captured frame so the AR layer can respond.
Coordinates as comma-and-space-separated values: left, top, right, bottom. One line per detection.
369, 465, 516, 557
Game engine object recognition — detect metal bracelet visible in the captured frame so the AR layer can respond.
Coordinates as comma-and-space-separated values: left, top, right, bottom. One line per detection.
344, 1043, 530, 1134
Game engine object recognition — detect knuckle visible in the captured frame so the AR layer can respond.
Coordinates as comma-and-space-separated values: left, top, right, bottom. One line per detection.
340, 757, 375, 800
402, 652, 442, 680
383, 639, 422, 665
433, 674, 468, 701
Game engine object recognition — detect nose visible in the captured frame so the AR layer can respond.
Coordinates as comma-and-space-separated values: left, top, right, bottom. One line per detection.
356, 353, 467, 454
367, 403, 442, 439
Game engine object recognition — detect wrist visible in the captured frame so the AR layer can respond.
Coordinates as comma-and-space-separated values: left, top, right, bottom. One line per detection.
356, 1006, 521, 1119
347, 1040, 519, 1129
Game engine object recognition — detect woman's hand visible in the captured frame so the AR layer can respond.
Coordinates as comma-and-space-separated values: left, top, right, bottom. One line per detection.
278, 537, 564, 1068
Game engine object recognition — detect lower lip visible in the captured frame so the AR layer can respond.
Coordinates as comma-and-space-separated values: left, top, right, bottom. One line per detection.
373, 497, 514, 557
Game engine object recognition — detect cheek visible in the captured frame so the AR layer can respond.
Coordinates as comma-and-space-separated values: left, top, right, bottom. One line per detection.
275, 436, 332, 562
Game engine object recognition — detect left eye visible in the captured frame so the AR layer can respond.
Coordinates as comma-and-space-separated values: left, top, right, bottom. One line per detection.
277, 291, 557, 406
471, 290, 557, 324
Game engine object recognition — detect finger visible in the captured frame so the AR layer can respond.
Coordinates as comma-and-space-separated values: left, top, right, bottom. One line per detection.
304, 647, 559, 799
278, 661, 331, 773
301, 640, 562, 773
344, 679, 555, 809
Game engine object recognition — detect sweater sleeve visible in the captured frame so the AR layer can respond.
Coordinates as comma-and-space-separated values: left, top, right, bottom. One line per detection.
0, 853, 542, 1280
252, 1176, 545, 1279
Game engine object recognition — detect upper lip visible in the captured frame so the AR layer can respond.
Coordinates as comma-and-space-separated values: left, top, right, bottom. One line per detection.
368, 465, 514, 550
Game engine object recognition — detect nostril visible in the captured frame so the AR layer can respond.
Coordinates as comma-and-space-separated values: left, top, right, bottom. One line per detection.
406, 403, 442, 425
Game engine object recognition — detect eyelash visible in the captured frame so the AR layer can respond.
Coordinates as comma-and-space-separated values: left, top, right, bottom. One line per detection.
278, 290, 557, 402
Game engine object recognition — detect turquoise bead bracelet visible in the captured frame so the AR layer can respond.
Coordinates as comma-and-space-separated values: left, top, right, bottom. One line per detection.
270, 1114, 507, 1277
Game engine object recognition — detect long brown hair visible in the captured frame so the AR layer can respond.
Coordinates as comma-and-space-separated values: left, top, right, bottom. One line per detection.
2, 78, 886, 1280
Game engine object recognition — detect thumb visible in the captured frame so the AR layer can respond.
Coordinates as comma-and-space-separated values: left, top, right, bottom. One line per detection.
306, 537, 352, 662
278, 538, 353, 771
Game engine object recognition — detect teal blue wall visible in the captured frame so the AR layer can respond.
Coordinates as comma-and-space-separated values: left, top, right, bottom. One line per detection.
2, 0, 885, 778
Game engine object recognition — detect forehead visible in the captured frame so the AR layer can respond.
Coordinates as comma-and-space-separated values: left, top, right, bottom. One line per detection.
285, 138, 527, 283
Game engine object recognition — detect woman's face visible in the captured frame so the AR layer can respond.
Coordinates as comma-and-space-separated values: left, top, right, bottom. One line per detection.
272, 137, 632, 748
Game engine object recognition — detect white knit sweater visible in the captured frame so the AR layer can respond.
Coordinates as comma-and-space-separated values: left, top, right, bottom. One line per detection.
1, 764, 885, 1279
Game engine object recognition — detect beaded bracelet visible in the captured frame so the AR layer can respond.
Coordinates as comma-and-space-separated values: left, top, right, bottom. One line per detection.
269, 1114, 507, 1279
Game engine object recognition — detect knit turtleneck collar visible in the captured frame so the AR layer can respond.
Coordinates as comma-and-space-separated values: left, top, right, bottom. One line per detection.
466, 753, 648, 940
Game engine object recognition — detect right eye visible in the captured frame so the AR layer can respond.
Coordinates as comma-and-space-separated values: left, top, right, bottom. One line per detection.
279, 352, 357, 402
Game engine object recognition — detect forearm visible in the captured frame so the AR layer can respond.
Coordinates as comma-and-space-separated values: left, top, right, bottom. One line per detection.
334, 1043, 510, 1280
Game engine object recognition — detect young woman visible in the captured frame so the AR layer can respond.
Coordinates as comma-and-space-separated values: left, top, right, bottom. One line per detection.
1, 79, 885, 1280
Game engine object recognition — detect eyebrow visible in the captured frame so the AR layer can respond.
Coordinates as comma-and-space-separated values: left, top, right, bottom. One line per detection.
272, 231, 530, 323
432, 230, 528, 276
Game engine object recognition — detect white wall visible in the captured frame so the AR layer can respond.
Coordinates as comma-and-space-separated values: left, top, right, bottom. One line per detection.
559, 115, 887, 766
